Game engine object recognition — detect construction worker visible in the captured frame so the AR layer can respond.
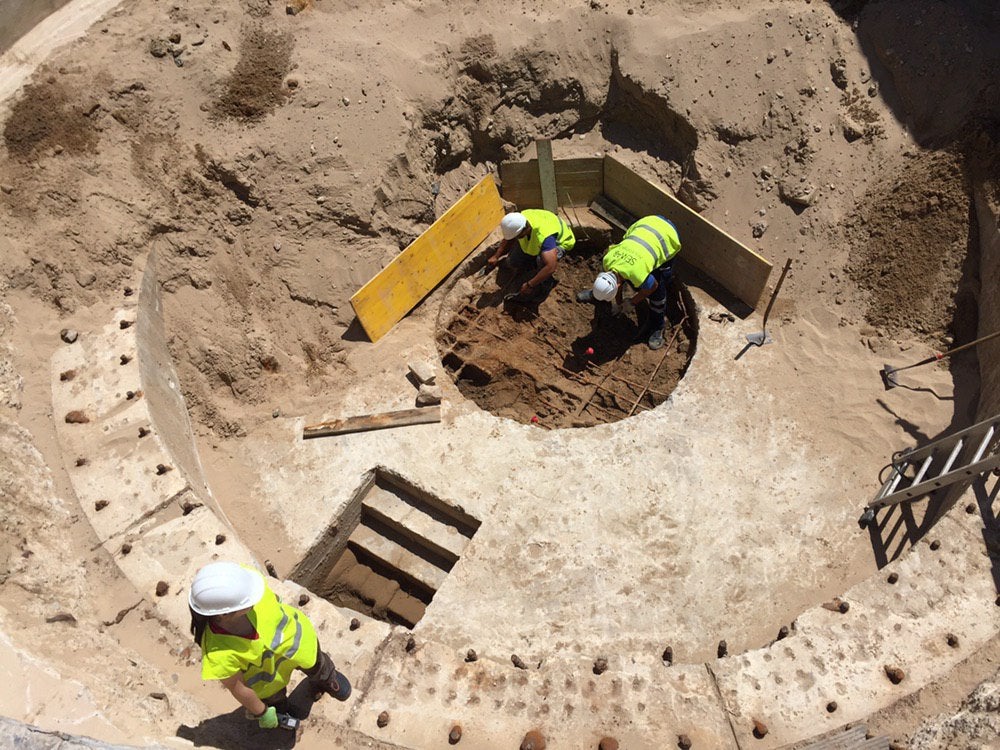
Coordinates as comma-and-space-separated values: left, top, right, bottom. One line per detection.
577, 215, 681, 350
188, 561, 350, 730
487, 209, 575, 299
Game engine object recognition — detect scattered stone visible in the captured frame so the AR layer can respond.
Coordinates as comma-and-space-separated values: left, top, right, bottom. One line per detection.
60, 369, 76, 381
155, 464, 172, 475
449, 725, 462, 744
752, 719, 768, 738
342, 96, 351, 106
149, 691, 167, 700
45, 612, 77, 625
929, 539, 941, 551
662, 646, 673, 665
841, 114, 864, 142
826, 701, 838, 713
286, 0, 309, 14
265, 560, 279, 578
168, 32, 181, 43
272, 409, 281, 418
416, 384, 442, 406
376, 711, 389, 728
120, 319, 133, 329
215, 534, 226, 545
350, 618, 361, 631
155, 581, 169, 597
120, 354, 131, 365
408, 361, 437, 385
677, 735, 692, 750
65, 410, 89, 424
126, 391, 136, 400
868, 83, 879, 98
966, 503, 977, 514
884, 665, 905, 684
600, 738, 620, 750
405, 636, 416, 653
0, 183, 13, 194
94, 499, 109, 511
717, 640, 728, 658
75, 457, 88, 466
222, 40, 231, 51
776, 625, 789, 640
520, 730, 546, 750
511, 654, 527, 669
779, 180, 817, 207
751, 221, 768, 238
822, 597, 849, 613
149, 38, 170, 58
593, 657, 608, 675
60, 329, 79, 344
830, 57, 848, 89
946, 633, 959, 648
138, 427, 150, 437
123, 286, 134, 297
465, 649, 477, 662
887, 572, 899, 584
121, 543, 132, 555
298, 593, 310, 606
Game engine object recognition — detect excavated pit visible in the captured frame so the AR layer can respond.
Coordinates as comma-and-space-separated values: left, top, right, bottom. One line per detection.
438, 234, 698, 428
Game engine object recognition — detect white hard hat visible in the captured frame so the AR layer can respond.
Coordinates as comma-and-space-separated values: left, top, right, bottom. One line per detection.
500, 212, 527, 240
592, 271, 618, 302
189, 561, 265, 616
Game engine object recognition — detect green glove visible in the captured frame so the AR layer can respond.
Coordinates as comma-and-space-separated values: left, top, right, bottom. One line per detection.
257, 706, 278, 729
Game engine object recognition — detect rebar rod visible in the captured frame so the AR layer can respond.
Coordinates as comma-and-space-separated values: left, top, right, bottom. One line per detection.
626, 315, 688, 417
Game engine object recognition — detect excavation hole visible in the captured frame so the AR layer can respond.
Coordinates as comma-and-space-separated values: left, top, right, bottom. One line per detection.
290, 468, 480, 629
438, 226, 698, 428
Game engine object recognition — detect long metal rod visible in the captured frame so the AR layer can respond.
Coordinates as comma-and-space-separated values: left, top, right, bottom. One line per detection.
627, 315, 688, 417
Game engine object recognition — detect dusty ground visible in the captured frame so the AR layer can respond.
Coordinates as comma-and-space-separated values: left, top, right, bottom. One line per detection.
1, 0, 999, 747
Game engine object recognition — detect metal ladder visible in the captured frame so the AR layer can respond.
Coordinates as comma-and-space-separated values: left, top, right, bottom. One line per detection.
859, 414, 1000, 529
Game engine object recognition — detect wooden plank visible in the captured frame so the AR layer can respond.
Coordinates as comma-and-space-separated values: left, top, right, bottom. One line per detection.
303, 406, 441, 439
589, 195, 636, 232
603, 155, 772, 308
350, 175, 503, 342
536, 139, 558, 213
800, 726, 868, 750
500, 157, 603, 210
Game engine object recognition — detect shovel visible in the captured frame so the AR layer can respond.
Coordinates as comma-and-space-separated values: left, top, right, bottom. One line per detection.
880, 329, 1000, 390
746, 258, 792, 346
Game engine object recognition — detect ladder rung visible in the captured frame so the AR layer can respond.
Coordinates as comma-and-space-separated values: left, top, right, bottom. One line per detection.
937, 439, 965, 478
911, 454, 934, 486
971, 425, 996, 464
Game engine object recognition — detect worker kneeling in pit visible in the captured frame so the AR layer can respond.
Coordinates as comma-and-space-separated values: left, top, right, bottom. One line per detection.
487, 209, 575, 299
189, 561, 351, 731
577, 215, 681, 350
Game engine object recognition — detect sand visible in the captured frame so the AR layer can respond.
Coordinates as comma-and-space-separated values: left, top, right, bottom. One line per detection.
0, 0, 998, 747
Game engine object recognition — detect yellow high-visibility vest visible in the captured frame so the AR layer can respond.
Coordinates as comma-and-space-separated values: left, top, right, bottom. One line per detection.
603, 216, 681, 288
518, 208, 576, 257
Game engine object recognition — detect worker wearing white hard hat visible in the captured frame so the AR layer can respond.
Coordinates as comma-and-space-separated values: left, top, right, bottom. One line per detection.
189, 561, 351, 730
487, 209, 575, 299
577, 215, 681, 350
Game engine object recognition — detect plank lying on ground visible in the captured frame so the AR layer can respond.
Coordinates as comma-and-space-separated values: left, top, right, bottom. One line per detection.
589, 195, 635, 232
500, 157, 603, 210
303, 406, 441, 439
350, 175, 503, 342
603, 155, 772, 309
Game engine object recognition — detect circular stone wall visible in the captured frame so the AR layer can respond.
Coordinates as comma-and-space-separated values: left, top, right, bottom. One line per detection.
438, 237, 698, 428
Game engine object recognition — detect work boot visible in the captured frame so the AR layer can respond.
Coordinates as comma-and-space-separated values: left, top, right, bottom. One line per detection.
648, 327, 665, 350
576, 289, 594, 303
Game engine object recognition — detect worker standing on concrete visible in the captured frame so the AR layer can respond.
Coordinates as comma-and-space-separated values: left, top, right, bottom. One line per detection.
188, 561, 350, 730
577, 215, 681, 350
487, 209, 576, 299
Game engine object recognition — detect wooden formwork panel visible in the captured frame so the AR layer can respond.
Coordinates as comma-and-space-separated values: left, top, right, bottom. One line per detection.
603, 155, 772, 309
350, 175, 504, 342
499, 157, 603, 209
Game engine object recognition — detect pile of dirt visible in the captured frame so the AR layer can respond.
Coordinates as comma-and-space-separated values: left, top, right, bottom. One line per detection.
213, 25, 294, 121
2, 75, 98, 160
438, 241, 696, 429
845, 149, 971, 342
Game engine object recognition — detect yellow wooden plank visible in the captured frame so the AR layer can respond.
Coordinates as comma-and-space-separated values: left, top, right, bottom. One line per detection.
603, 155, 772, 308
350, 175, 504, 342
500, 158, 603, 209
536, 139, 558, 213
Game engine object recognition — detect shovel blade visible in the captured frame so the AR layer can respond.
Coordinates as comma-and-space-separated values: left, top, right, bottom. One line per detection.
745, 331, 772, 346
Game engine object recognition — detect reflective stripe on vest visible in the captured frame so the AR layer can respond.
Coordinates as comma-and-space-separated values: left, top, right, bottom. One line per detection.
244, 609, 305, 688
519, 208, 575, 257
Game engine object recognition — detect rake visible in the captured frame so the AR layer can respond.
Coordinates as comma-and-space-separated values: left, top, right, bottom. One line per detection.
880, 329, 1000, 390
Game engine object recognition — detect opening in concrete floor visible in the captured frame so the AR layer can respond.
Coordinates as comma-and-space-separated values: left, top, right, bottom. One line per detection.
290, 468, 480, 628
438, 235, 699, 428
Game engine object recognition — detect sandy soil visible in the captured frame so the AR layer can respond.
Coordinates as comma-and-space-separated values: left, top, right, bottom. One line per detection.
1, 0, 999, 747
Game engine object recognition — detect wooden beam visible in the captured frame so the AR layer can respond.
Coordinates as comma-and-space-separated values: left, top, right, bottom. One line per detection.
603, 155, 772, 309
350, 174, 504, 342
588, 195, 635, 232
303, 406, 442, 439
536, 139, 558, 213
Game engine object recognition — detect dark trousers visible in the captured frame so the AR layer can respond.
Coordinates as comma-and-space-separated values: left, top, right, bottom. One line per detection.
647, 263, 674, 332
263, 647, 351, 713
